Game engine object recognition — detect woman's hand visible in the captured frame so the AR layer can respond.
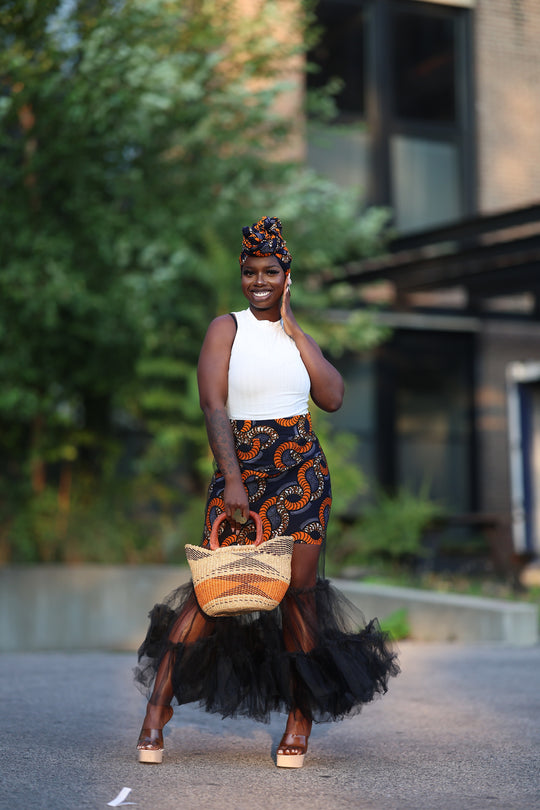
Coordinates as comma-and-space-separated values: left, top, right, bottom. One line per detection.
279, 274, 345, 413
223, 476, 250, 534
280, 275, 300, 339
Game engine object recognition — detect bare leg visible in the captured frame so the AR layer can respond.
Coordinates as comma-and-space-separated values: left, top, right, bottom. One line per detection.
277, 543, 320, 764
138, 592, 214, 756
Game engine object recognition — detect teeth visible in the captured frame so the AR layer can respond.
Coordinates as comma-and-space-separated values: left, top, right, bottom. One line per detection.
253, 291, 270, 297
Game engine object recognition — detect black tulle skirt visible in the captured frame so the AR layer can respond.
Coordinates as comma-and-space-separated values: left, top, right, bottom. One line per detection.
134, 578, 399, 724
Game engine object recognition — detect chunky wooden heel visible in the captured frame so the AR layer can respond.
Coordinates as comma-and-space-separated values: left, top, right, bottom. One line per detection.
137, 742, 164, 764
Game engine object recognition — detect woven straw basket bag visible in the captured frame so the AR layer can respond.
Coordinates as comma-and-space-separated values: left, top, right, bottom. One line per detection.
185, 511, 293, 617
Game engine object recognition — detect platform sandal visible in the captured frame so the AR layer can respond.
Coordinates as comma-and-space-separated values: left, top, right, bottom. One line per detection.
137, 706, 173, 764
276, 732, 309, 769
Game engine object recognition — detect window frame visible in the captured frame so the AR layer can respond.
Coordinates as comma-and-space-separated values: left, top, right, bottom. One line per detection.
308, 0, 477, 229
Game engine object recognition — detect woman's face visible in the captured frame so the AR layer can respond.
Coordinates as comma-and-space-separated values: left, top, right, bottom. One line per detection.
240, 254, 286, 314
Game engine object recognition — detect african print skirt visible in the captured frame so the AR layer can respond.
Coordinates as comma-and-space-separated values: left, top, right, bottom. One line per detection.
202, 413, 331, 547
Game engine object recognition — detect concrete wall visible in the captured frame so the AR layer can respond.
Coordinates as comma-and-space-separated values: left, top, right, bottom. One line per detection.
342, 580, 537, 646
0, 565, 537, 651
0, 565, 191, 653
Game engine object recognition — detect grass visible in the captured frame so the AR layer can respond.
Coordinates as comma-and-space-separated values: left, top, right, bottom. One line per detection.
379, 608, 410, 641
361, 569, 538, 602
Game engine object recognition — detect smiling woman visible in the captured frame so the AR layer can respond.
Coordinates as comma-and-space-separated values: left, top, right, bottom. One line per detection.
134, 216, 399, 769
241, 254, 285, 311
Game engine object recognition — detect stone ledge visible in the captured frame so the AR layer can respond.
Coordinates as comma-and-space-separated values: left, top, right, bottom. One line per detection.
0, 566, 537, 651
335, 579, 539, 645
0, 565, 191, 653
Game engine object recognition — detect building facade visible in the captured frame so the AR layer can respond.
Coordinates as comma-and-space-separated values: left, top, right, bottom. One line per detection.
306, 0, 540, 567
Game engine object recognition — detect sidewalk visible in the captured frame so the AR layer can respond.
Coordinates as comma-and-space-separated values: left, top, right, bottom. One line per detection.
1, 642, 539, 810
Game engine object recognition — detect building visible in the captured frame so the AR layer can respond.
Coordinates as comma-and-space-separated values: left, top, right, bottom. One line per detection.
305, 0, 540, 569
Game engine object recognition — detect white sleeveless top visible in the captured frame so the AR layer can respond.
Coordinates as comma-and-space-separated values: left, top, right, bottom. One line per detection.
226, 308, 311, 420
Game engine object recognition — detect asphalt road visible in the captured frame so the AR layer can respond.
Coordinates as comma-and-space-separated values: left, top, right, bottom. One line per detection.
1, 642, 539, 810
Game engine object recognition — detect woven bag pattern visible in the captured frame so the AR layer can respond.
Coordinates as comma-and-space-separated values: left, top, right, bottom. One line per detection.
185, 513, 293, 616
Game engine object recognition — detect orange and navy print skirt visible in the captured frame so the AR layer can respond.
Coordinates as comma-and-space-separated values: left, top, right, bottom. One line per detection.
202, 413, 331, 548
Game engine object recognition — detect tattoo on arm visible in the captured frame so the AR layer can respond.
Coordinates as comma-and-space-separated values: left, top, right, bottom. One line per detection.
205, 408, 240, 478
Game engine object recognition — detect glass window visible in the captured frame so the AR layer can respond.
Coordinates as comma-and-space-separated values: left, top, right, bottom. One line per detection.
393, 331, 474, 512
332, 335, 474, 512
308, 1, 366, 120
392, 8, 457, 123
307, 2, 368, 191
331, 354, 376, 485
307, 122, 369, 191
307, 0, 472, 230
390, 134, 461, 230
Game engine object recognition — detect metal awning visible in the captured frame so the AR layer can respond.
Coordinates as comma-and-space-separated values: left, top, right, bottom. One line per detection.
331, 203, 540, 312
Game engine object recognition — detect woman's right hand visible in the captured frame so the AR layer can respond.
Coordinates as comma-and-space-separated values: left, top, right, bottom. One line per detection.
223, 477, 250, 533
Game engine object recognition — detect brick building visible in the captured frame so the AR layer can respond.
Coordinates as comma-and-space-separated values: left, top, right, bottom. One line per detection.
476, 0, 540, 212
305, 0, 540, 567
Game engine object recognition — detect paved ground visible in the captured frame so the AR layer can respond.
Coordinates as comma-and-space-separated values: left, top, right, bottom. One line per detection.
1, 642, 539, 810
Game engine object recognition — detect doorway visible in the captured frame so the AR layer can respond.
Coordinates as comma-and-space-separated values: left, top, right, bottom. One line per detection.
507, 362, 540, 556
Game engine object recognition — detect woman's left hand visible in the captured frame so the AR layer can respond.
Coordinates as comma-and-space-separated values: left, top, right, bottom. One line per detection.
280, 276, 299, 339
279, 273, 345, 413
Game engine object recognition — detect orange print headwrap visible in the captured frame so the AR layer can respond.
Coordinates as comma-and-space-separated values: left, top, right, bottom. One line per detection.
239, 216, 292, 271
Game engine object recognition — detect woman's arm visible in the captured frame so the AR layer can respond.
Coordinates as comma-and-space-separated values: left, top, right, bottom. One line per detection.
281, 287, 345, 412
197, 315, 250, 523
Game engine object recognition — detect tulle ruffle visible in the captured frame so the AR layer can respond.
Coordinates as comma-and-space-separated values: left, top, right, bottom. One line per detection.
134, 578, 399, 724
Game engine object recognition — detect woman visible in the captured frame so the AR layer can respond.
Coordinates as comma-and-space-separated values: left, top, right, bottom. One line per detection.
135, 216, 399, 768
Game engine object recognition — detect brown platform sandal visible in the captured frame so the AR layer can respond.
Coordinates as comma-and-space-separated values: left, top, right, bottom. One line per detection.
137, 706, 173, 764
276, 732, 309, 769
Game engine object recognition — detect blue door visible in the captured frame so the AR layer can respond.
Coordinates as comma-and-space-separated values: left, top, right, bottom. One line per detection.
507, 363, 540, 556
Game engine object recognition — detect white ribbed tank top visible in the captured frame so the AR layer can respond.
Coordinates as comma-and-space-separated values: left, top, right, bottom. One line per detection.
226, 308, 311, 420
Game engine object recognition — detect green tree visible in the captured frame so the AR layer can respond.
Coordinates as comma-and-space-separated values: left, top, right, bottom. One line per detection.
0, 0, 388, 562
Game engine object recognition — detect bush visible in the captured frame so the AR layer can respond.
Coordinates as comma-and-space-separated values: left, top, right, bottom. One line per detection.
327, 486, 445, 572
379, 608, 410, 641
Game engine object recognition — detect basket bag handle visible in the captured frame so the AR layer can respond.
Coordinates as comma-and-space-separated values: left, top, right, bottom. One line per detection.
209, 510, 264, 550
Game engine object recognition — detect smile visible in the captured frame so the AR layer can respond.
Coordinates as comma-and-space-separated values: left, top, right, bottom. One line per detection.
252, 290, 272, 298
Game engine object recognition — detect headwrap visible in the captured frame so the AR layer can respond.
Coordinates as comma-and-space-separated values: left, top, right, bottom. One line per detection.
239, 216, 292, 271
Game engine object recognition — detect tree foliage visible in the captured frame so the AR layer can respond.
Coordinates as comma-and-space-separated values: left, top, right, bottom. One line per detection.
0, 0, 389, 562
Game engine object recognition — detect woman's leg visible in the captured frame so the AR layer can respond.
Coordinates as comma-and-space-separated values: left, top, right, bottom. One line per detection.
277, 543, 320, 761
138, 592, 214, 749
